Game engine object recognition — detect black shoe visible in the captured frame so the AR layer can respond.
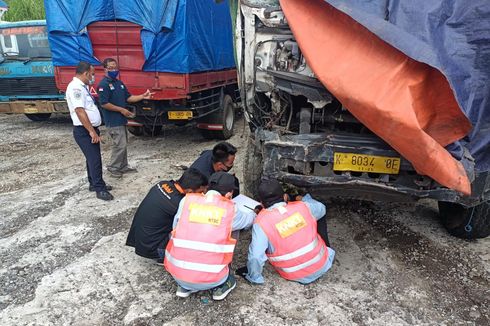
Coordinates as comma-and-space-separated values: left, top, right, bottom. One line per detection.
89, 184, 113, 192
96, 191, 114, 201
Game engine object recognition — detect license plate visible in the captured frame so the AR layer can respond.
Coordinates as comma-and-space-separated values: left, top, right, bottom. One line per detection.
333, 153, 401, 174
24, 107, 39, 114
168, 111, 193, 120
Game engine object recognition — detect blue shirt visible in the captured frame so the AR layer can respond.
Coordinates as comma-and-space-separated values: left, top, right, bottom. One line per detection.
171, 190, 256, 291
97, 76, 131, 127
245, 194, 335, 284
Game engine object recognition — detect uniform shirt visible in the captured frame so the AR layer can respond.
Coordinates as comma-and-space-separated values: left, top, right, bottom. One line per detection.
66, 77, 101, 127
190, 150, 241, 196
171, 190, 256, 291
126, 180, 185, 259
97, 76, 131, 127
190, 150, 215, 178
246, 194, 335, 284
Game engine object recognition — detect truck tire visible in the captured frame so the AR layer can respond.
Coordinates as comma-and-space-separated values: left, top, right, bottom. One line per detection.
243, 136, 263, 197
143, 125, 162, 136
128, 126, 144, 136
25, 113, 51, 122
128, 126, 162, 137
438, 201, 490, 239
200, 94, 235, 140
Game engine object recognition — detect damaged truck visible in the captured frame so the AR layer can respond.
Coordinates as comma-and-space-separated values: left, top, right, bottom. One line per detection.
236, 0, 490, 239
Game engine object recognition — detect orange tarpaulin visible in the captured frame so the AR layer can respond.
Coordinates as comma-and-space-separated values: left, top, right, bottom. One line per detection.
280, 0, 472, 195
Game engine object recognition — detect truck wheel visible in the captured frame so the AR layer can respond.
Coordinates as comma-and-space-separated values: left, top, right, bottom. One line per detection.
128, 126, 144, 136
200, 94, 235, 140
128, 126, 162, 137
438, 201, 490, 239
243, 136, 263, 197
25, 113, 51, 122
143, 125, 162, 137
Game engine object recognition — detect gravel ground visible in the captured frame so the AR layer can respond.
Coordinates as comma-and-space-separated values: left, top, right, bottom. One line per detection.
0, 113, 488, 326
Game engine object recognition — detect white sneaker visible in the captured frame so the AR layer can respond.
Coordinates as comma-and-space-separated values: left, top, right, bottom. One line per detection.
176, 285, 193, 298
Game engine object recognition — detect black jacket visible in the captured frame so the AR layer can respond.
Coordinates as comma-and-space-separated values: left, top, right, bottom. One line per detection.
126, 180, 184, 259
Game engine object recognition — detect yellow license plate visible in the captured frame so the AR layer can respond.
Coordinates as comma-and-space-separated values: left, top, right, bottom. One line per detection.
333, 153, 401, 174
24, 107, 39, 114
168, 111, 193, 120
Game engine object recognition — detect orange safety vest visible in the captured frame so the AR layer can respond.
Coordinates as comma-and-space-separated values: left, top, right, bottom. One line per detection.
256, 201, 329, 281
164, 192, 236, 284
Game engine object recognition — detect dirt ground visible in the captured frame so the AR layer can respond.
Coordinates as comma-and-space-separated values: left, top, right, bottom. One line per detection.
0, 113, 488, 326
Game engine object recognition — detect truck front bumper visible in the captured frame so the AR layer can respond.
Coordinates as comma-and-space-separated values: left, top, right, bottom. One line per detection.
0, 100, 68, 114
256, 129, 488, 206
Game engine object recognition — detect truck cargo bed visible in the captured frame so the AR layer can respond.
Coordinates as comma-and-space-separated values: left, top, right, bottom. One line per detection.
54, 21, 237, 100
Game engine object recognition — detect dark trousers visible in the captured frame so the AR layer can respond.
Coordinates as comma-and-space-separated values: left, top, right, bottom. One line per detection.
73, 126, 106, 192
317, 216, 331, 247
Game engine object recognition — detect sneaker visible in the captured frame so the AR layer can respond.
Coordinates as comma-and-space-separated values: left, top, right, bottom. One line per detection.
176, 285, 193, 298
89, 184, 112, 192
96, 190, 114, 201
120, 166, 137, 174
212, 274, 236, 301
108, 170, 123, 178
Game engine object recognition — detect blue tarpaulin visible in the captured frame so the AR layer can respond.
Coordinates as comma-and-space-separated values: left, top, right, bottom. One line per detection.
43, 0, 235, 73
323, 0, 490, 172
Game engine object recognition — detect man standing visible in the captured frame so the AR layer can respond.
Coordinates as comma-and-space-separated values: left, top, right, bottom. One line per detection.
97, 58, 153, 178
66, 62, 113, 201
238, 179, 335, 284
164, 172, 256, 300
126, 168, 208, 264
190, 142, 240, 195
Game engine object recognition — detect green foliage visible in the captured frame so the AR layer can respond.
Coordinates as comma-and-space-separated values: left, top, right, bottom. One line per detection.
3, 0, 46, 22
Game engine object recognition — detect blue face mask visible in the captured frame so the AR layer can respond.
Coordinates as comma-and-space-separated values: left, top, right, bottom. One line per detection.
108, 70, 119, 79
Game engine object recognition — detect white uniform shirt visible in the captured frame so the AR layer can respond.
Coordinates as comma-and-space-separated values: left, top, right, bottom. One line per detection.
66, 77, 102, 127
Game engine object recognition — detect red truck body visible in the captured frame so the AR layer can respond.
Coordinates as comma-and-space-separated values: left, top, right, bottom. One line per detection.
54, 21, 239, 138
54, 21, 237, 100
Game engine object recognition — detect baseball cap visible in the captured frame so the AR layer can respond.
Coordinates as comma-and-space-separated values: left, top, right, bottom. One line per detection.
258, 179, 284, 207
209, 172, 237, 195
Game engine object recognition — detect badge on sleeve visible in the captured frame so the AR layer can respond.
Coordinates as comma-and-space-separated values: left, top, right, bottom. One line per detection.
98, 88, 104, 92
73, 89, 82, 100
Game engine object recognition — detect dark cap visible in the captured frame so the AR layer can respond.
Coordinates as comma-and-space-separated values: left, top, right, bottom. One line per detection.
208, 172, 237, 195
258, 179, 284, 208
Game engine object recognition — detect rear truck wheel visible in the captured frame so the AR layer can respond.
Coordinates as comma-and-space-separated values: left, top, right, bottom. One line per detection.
127, 126, 144, 136
143, 125, 162, 137
243, 136, 263, 197
199, 94, 235, 140
438, 201, 490, 239
127, 126, 162, 137
25, 113, 52, 122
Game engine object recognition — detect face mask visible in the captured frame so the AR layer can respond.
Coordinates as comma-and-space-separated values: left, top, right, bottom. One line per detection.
88, 75, 95, 85
108, 70, 119, 79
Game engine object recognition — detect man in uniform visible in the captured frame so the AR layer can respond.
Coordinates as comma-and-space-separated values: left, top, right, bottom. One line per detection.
238, 179, 335, 284
97, 58, 153, 178
190, 142, 240, 196
66, 61, 113, 201
126, 168, 208, 264
164, 172, 256, 300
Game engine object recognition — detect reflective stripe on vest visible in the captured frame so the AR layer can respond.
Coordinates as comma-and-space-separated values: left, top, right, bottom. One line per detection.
165, 250, 226, 273
173, 238, 235, 253
278, 245, 326, 274
268, 238, 318, 262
